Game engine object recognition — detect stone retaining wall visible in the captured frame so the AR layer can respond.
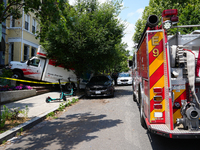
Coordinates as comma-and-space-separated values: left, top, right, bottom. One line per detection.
0, 89, 36, 103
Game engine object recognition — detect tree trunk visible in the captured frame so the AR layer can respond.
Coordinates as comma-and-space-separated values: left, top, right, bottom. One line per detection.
76, 75, 80, 92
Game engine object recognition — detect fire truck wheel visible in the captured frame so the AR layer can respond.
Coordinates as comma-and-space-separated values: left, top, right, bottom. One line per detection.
140, 103, 147, 129
133, 93, 137, 102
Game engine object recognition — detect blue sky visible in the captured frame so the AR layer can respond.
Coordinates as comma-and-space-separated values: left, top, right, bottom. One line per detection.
69, 0, 150, 53
119, 0, 149, 52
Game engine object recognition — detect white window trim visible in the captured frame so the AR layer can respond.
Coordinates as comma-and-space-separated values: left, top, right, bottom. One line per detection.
32, 18, 37, 34
25, 14, 30, 31
10, 16, 15, 28
8, 38, 39, 48
24, 45, 30, 60
31, 47, 36, 57
9, 43, 14, 62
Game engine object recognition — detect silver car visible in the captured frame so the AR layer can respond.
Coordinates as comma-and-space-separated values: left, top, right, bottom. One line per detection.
117, 73, 132, 85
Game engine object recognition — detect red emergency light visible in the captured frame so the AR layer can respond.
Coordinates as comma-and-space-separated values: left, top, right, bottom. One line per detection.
170, 16, 179, 22
153, 87, 162, 94
154, 104, 163, 110
162, 9, 178, 17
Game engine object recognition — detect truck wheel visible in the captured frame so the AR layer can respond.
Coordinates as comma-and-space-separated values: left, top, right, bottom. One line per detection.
73, 91, 76, 96
65, 83, 74, 91
140, 102, 147, 129
12, 71, 22, 79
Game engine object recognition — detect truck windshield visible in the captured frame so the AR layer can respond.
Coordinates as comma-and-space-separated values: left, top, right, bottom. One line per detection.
29, 59, 40, 67
21, 57, 33, 63
20, 60, 28, 63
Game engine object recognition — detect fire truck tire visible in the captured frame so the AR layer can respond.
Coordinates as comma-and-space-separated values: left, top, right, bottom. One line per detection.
133, 93, 137, 102
140, 103, 147, 129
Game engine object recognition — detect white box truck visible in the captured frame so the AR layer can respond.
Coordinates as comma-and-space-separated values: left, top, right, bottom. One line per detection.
8, 46, 88, 89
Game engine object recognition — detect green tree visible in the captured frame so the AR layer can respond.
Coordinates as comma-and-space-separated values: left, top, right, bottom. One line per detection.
178, 1, 200, 34
133, 0, 200, 44
0, 0, 40, 23
40, 0, 126, 90
0, 0, 67, 25
110, 43, 129, 73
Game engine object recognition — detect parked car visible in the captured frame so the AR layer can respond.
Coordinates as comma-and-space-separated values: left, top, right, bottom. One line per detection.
85, 75, 115, 98
117, 72, 132, 85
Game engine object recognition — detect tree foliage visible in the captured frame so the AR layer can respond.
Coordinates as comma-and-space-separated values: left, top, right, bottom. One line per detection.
0, 0, 66, 24
39, 0, 127, 88
0, 0, 38, 23
133, 0, 200, 44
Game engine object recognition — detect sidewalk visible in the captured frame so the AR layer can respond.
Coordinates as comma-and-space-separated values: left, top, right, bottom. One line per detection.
0, 91, 84, 144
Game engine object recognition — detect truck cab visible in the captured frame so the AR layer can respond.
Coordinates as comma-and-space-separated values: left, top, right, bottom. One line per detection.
9, 56, 45, 80
8, 46, 91, 90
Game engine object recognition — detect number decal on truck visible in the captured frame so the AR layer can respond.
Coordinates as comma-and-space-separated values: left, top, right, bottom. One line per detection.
152, 36, 159, 46
153, 49, 159, 57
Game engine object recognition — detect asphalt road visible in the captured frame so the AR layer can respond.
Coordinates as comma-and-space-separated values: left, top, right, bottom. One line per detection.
2, 85, 200, 150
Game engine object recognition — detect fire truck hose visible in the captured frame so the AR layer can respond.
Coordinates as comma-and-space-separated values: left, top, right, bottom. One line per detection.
186, 50, 200, 107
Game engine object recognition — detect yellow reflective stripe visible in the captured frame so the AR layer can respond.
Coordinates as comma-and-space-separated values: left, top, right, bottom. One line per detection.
148, 32, 163, 53
173, 109, 181, 123
173, 89, 185, 100
172, 89, 186, 123
149, 51, 164, 77
150, 75, 164, 101
150, 99, 165, 120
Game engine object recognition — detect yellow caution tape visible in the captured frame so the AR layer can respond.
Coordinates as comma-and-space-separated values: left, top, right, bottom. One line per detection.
0, 77, 70, 84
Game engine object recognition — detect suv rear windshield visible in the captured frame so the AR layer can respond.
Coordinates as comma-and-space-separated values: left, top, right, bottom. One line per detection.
90, 76, 109, 83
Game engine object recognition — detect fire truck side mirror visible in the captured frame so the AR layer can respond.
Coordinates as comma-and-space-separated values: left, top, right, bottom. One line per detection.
128, 60, 133, 67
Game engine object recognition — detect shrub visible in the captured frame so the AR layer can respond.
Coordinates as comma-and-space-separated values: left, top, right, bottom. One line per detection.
0, 84, 32, 91
0, 105, 28, 128
1, 68, 13, 78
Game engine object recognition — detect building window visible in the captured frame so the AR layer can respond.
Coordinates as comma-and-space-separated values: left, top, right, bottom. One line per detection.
25, 14, 30, 30
24, 45, 29, 60
32, 18, 37, 33
11, 16, 15, 27
11, 44, 14, 61
31, 47, 36, 57
9, 43, 14, 62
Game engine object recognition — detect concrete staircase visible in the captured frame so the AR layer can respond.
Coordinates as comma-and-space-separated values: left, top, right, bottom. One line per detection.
31, 85, 53, 95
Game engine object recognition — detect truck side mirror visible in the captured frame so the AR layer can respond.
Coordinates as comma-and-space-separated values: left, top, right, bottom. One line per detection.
27, 60, 30, 66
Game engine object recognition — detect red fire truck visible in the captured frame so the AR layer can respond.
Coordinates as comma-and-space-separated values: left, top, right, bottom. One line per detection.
132, 9, 200, 138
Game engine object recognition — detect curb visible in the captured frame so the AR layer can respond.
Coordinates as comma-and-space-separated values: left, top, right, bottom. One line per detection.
0, 94, 84, 144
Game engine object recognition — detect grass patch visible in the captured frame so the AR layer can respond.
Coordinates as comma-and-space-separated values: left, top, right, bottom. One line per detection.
46, 98, 79, 120
0, 105, 29, 134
